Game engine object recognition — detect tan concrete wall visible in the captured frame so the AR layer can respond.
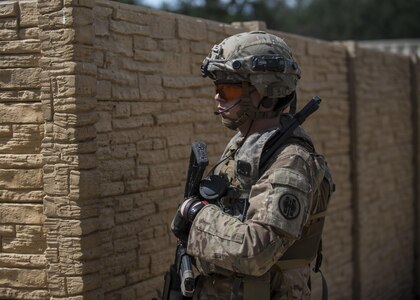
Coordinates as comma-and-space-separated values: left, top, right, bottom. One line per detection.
37, 0, 102, 298
0, 1, 48, 299
0, 0, 418, 299
352, 47, 415, 299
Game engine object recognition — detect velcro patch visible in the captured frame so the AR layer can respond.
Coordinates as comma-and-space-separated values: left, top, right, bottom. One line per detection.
269, 168, 310, 193
237, 160, 252, 177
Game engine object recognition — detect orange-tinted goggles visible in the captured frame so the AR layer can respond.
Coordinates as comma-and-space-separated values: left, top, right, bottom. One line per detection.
214, 83, 245, 101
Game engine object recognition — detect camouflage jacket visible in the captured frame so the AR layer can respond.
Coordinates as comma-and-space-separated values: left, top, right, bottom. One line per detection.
187, 116, 332, 299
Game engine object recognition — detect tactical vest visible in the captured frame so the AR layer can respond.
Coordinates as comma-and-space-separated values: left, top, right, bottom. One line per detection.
211, 121, 334, 270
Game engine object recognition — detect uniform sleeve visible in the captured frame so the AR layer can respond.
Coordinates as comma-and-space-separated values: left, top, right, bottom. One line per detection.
187, 145, 315, 276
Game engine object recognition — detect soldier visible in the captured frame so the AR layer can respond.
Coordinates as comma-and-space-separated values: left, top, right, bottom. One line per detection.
171, 31, 334, 300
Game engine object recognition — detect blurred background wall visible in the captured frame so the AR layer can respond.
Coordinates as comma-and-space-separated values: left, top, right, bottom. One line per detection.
0, 0, 418, 299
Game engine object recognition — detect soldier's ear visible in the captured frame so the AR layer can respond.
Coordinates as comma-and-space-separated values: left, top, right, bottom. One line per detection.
260, 97, 274, 109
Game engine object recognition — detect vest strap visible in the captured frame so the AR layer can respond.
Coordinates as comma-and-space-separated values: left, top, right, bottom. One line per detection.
318, 269, 328, 300
309, 211, 327, 220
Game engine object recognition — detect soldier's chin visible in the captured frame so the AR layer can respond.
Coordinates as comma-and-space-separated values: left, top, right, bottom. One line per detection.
221, 117, 238, 130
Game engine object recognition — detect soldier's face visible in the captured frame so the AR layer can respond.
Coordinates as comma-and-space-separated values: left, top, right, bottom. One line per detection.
214, 85, 261, 119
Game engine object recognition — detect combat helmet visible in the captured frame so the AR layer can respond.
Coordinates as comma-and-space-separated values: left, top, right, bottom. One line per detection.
201, 31, 301, 129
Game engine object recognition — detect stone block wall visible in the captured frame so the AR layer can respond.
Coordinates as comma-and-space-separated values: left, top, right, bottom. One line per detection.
0, 1, 48, 299
351, 47, 415, 299
37, 0, 103, 298
0, 0, 418, 299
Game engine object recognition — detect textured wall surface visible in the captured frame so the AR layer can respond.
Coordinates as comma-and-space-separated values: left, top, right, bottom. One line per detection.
37, 0, 102, 298
0, 1, 48, 299
353, 48, 414, 300
0, 0, 418, 299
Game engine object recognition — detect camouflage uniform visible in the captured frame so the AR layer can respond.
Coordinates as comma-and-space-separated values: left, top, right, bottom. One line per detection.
171, 31, 334, 299
187, 116, 332, 300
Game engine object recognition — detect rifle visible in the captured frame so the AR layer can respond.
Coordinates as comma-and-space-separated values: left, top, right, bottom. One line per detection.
162, 141, 209, 300
259, 96, 322, 169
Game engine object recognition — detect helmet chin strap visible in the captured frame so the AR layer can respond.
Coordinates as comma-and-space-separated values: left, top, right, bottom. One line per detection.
222, 109, 250, 130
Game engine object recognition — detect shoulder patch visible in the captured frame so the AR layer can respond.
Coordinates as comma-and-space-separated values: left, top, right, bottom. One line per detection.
279, 193, 301, 220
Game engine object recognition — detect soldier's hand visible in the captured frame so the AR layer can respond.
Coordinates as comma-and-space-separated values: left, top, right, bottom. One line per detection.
171, 197, 208, 242
171, 210, 190, 242
179, 197, 208, 222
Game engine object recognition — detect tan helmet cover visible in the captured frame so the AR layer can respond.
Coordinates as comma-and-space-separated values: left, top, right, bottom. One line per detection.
202, 31, 301, 99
